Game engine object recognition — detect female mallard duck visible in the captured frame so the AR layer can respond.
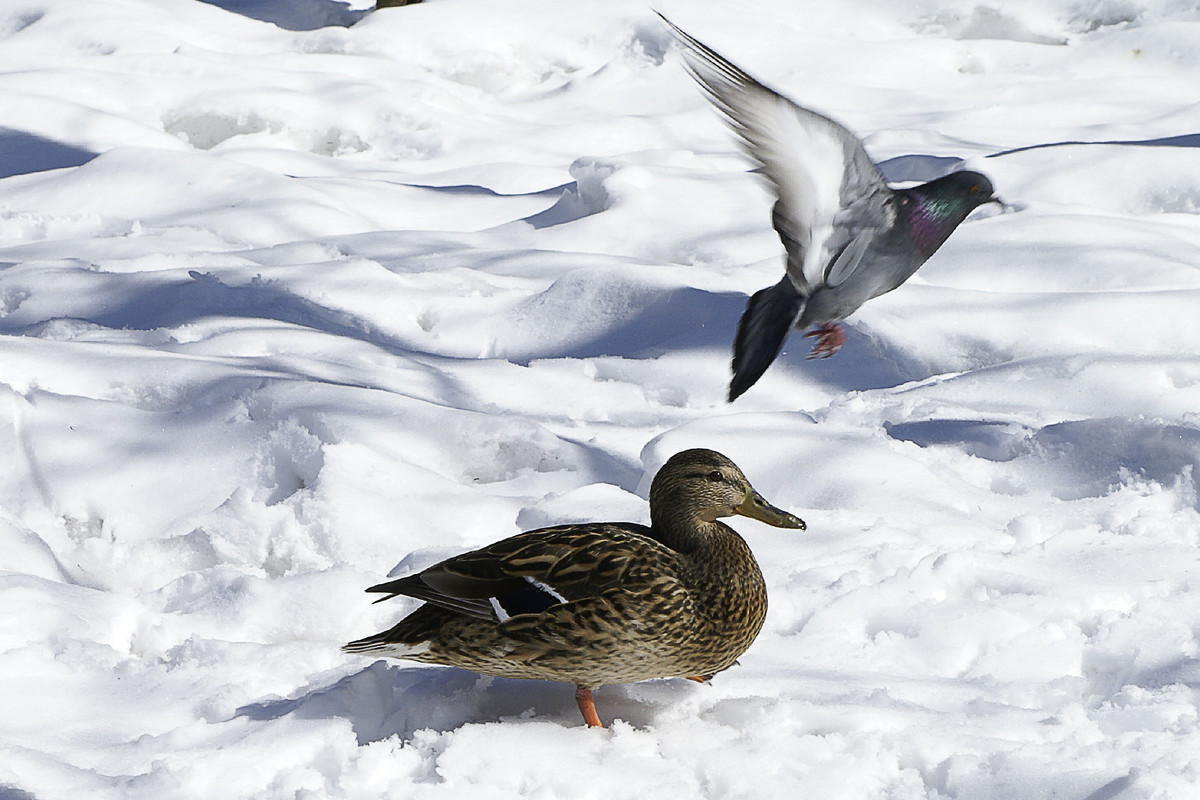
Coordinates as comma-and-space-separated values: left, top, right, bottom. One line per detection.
343, 448, 805, 727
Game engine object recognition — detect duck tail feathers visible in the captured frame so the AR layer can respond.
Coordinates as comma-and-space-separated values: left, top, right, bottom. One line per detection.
343, 632, 433, 657
343, 604, 450, 657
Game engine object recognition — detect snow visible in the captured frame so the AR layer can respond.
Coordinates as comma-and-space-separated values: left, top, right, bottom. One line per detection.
2, 0, 1199, 797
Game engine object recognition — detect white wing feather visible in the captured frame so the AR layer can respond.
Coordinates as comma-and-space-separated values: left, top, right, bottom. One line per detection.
661, 16, 892, 294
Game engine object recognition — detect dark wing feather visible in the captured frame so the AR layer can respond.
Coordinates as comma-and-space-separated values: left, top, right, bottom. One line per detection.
366, 572, 520, 619
729, 276, 804, 401
366, 523, 667, 623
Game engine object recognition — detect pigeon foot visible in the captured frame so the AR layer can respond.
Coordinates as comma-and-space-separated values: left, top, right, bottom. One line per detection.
804, 323, 845, 359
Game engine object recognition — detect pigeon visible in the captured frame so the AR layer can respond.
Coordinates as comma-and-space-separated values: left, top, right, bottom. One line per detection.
659, 15, 999, 401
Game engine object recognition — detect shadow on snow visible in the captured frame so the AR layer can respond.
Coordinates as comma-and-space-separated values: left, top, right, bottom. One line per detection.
887, 416, 1200, 502
2, 265, 933, 397
233, 661, 688, 741
0, 128, 96, 179
195, 0, 369, 30
988, 132, 1200, 159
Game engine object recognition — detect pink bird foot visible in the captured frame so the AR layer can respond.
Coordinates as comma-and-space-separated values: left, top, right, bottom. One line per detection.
804, 322, 846, 359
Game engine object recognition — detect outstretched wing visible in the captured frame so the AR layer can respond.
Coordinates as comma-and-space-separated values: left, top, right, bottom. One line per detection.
660, 14, 893, 292
365, 524, 678, 623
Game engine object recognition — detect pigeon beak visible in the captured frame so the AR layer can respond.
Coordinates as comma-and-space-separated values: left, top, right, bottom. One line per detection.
735, 488, 806, 530
975, 194, 1012, 217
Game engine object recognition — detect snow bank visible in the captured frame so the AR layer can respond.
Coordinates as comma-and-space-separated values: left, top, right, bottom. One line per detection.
1, 0, 1198, 797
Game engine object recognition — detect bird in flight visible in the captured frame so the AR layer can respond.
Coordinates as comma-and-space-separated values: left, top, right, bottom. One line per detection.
660, 15, 999, 400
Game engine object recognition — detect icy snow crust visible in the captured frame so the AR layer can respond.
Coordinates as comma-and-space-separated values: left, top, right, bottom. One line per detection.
2, 0, 1199, 797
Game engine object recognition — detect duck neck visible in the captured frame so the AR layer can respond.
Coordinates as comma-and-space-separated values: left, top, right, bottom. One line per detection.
650, 512, 754, 581
650, 508, 713, 554
654, 513, 765, 631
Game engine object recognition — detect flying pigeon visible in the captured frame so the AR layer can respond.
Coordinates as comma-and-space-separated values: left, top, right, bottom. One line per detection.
660, 15, 999, 400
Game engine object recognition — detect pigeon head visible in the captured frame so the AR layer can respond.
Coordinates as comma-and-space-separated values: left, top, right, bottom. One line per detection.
927, 170, 996, 207
903, 170, 997, 259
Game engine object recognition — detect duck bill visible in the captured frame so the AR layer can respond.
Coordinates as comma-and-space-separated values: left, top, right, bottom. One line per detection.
736, 489, 806, 530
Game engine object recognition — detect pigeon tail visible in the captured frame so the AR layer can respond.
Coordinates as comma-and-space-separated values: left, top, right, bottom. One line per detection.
729, 277, 804, 401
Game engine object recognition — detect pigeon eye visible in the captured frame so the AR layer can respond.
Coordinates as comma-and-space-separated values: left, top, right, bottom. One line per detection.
969, 183, 980, 193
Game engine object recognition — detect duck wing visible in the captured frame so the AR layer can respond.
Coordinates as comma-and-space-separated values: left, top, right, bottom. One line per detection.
365, 523, 676, 623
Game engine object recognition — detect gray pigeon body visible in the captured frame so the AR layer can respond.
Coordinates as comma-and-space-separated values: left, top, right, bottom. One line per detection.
660, 16, 998, 400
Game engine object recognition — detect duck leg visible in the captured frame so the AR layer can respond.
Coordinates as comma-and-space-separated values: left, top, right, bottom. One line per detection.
686, 674, 714, 683
575, 686, 603, 728
804, 322, 846, 359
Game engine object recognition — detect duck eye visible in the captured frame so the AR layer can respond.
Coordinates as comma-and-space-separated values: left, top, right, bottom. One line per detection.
707, 470, 724, 483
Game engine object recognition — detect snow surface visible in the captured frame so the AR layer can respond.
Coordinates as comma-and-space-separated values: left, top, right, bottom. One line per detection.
2, 0, 1200, 797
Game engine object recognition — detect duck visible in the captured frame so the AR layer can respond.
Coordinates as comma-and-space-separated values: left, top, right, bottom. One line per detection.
343, 448, 806, 728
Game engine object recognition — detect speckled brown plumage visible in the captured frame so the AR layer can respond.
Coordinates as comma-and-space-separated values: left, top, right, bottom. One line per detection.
343, 448, 806, 727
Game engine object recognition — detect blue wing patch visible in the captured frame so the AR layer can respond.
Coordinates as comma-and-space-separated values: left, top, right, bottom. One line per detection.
489, 579, 567, 621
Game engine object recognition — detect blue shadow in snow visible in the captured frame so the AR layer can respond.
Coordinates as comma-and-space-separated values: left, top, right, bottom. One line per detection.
0, 128, 96, 179
1, 269, 410, 352
885, 419, 1035, 462
887, 416, 1200, 502
497, 280, 927, 395
0, 265, 656, 490
878, 154, 965, 184
878, 133, 1200, 181
234, 660, 677, 741
0, 786, 38, 800
988, 132, 1200, 159
195, 0, 369, 30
